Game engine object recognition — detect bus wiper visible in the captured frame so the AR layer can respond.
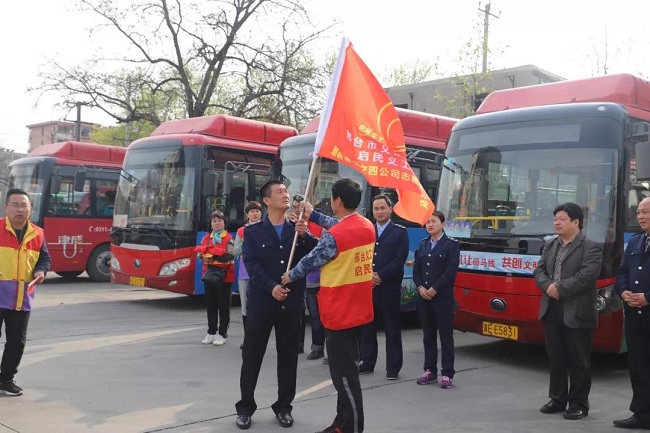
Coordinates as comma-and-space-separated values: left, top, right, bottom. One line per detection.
152, 223, 176, 247
442, 158, 468, 175
110, 226, 131, 238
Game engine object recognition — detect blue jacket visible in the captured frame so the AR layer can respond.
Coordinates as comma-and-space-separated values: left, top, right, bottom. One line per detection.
372, 221, 408, 293
243, 216, 318, 316
617, 232, 650, 308
413, 233, 460, 305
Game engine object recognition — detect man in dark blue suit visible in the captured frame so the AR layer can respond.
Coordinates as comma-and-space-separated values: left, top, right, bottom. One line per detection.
234, 181, 318, 430
359, 195, 408, 379
614, 197, 650, 429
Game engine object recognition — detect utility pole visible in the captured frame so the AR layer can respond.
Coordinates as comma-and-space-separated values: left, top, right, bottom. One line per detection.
75, 102, 82, 141
479, 1, 500, 73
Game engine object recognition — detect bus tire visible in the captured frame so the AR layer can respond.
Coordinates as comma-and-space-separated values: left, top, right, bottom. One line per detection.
56, 271, 83, 279
86, 244, 111, 282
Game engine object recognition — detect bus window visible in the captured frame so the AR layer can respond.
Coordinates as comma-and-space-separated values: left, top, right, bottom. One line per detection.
49, 178, 90, 216
95, 180, 118, 217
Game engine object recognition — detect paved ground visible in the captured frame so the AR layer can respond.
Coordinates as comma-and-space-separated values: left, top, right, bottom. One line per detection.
0, 276, 637, 433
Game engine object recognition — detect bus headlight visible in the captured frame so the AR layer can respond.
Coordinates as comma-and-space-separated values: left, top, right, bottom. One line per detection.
159, 258, 191, 276
110, 256, 121, 271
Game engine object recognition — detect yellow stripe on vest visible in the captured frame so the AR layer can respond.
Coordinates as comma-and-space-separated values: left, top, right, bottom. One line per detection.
321, 242, 375, 287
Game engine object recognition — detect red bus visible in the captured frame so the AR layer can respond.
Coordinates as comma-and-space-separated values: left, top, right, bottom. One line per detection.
2, 141, 126, 282
272, 108, 457, 311
110, 115, 298, 295
435, 73, 650, 352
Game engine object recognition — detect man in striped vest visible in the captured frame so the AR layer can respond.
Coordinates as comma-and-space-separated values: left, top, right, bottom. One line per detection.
0, 188, 50, 396
282, 178, 375, 433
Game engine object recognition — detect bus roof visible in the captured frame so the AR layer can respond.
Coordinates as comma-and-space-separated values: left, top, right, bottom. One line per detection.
300, 108, 457, 150
26, 141, 126, 167
477, 73, 650, 118
148, 115, 299, 147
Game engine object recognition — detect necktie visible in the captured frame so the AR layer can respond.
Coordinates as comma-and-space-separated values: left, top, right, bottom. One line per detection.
645, 235, 650, 252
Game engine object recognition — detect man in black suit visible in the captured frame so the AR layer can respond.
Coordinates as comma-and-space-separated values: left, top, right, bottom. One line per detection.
359, 195, 408, 379
614, 197, 650, 429
534, 202, 602, 421
234, 181, 318, 430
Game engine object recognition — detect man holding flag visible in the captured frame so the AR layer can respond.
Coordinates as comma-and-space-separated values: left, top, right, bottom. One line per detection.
281, 36, 433, 433
282, 178, 375, 433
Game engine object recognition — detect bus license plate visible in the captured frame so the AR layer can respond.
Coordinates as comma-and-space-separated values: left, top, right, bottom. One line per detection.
482, 321, 518, 341
129, 276, 145, 287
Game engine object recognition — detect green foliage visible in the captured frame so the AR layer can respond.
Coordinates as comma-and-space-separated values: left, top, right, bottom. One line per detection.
91, 121, 156, 146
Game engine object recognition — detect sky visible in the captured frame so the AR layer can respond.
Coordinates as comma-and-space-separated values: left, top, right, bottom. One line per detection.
1, 0, 649, 154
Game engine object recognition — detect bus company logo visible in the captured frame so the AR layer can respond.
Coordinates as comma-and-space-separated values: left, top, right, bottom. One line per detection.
134, 259, 141, 268
50, 235, 93, 259
489, 297, 507, 313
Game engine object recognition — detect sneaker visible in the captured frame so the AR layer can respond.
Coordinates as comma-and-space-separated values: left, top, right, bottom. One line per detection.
306, 350, 324, 360
440, 376, 453, 388
213, 335, 227, 346
322, 357, 329, 365
0, 381, 23, 396
416, 369, 437, 385
201, 334, 216, 345
386, 371, 399, 380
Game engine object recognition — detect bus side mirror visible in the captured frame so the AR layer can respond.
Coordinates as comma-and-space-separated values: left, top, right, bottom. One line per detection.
51, 176, 62, 195
202, 171, 219, 196
74, 169, 87, 192
636, 142, 650, 181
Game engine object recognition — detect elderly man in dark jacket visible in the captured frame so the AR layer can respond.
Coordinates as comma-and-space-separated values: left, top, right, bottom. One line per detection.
534, 202, 602, 421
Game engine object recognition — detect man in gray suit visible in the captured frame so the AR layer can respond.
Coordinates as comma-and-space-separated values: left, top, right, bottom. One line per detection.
533, 202, 602, 421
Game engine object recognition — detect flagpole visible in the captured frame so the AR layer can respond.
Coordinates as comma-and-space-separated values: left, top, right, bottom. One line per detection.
283, 36, 349, 278
285, 158, 319, 274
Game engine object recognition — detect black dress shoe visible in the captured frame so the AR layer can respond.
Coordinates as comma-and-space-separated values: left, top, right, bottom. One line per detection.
613, 415, 650, 429
563, 405, 588, 420
540, 400, 566, 414
306, 350, 324, 360
236, 414, 251, 430
276, 412, 294, 428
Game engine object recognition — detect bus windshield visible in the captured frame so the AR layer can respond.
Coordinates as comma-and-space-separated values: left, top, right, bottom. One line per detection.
277, 137, 370, 216
114, 145, 195, 231
6, 163, 45, 223
437, 117, 621, 243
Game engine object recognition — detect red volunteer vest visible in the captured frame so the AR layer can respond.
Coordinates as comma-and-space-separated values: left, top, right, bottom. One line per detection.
318, 213, 375, 330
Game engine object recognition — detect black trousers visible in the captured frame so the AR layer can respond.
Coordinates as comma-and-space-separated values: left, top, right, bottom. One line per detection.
0, 308, 30, 383
360, 288, 403, 374
325, 325, 364, 433
236, 310, 301, 416
417, 299, 455, 377
205, 282, 231, 337
542, 300, 594, 410
624, 307, 650, 420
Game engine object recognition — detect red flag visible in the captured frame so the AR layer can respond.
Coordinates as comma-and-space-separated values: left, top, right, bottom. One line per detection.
314, 38, 434, 225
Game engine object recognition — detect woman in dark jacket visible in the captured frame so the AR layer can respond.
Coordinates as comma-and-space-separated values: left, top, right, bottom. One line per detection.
196, 210, 235, 346
413, 210, 460, 388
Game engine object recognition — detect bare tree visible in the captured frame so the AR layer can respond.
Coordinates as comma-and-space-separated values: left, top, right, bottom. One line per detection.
31, 0, 336, 128
382, 59, 440, 87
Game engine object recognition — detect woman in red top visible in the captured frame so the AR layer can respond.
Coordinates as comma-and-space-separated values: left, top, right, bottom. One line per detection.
197, 210, 235, 346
